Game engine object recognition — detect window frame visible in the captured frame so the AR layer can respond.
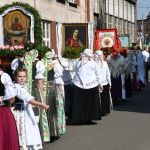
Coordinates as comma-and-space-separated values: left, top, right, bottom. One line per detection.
42, 21, 51, 48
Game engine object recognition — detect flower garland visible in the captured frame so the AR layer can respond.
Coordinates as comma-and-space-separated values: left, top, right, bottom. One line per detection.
63, 46, 86, 59
0, 45, 26, 57
0, 42, 51, 58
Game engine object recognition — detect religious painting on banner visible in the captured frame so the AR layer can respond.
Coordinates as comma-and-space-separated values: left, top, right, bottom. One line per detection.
62, 23, 88, 58
94, 29, 118, 50
3, 10, 30, 46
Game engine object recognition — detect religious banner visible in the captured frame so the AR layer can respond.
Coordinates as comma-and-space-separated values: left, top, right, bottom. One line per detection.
3, 10, 30, 46
94, 29, 118, 50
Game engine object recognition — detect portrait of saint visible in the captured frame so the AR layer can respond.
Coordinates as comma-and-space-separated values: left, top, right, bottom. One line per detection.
66, 29, 84, 48
3, 10, 30, 46
63, 24, 88, 58
64, 25, 87, 49
11, 16, 23, 31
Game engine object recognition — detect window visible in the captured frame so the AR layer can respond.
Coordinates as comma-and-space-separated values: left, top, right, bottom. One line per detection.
118, 19, 123, 34
68, 0, 80, 7
94, 13, 100, 29
42, 21, 51, 48
108, 15, 113, 28
94, 0, 100, 14
56, 0, 65, 4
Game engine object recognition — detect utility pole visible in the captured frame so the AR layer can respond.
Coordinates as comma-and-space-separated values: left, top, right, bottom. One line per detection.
142, 14, 144, 46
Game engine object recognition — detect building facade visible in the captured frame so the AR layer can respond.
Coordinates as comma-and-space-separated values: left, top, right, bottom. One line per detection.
137, 12, 150, 46
105, 0, 137, 44
0, 0, 93, 49
0, 0, 138, 48
93, 0, 106, 29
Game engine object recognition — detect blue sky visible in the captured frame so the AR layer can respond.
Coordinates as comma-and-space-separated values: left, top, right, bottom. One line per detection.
137, 0, 150, 19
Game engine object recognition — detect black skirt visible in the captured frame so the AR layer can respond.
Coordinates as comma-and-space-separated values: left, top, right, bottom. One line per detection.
100, 84, 111, 115
111, 75, 122, 100
125, 74, 132, 98
71, 85, 101, 122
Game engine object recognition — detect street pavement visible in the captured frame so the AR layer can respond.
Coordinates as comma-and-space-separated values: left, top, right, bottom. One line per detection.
44, 83, 150, 150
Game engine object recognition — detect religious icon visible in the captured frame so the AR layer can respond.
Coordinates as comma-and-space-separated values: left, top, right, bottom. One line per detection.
11, 16, 23, 31
63, 24, 88, 58
3, 10, 30, 46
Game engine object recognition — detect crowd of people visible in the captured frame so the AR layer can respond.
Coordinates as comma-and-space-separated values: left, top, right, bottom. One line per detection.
0, 45, 149, 150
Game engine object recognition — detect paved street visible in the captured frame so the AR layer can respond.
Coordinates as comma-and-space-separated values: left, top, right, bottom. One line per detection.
44, 83, 150, 150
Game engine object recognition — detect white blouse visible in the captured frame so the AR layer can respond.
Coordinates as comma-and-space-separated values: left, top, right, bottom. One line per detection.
53, 61, 64, 85
0, 72, 16, 100
35, 61, 45, 79
14, 83, 34, 104
97, 61, 111, 86
73, 60, 102, 89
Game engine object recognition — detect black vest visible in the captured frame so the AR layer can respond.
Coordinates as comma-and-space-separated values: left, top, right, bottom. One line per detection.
0, 75, 5, 97
13, 97, 24, 110
32, 63, 36, 80
48, 68, 54, 81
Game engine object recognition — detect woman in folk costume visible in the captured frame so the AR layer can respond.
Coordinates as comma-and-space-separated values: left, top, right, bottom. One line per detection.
135, 47, 145, 91
62, 69, 74, 119
94, 50, 111, 116
124, 50, 136, 98
107, 48, 125, 106
120, 48, 128, 101
131, 50, 139, 93
33, 56, 45, 96
0, 65, 19, 150
53, 54, 66, 135
46, 51, 66, 137
32, 55, 50, 142
13, 68, 49, 150
71, 48, 102, 124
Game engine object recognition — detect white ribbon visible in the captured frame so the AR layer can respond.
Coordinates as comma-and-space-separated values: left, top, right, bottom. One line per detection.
56, 22, 62, 58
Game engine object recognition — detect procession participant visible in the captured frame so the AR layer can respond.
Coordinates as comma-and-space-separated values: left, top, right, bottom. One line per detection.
0, 65, 19, 150
62, 69, 74, 118
32, 54, 50, 142
120, 48, 128, 101
53, 54, 66, 135
142, 47, 150, 82
124, 50, 136, 98
71, 48, 102, 124
131, 50, 138, 93
135, 47, 145, 91
46, 52, 66, 138
94, 50, 111, 115
47, 60, 58, 138
107, 48, 125, 106
33, 55, 45, 97
13, 67, 49, 150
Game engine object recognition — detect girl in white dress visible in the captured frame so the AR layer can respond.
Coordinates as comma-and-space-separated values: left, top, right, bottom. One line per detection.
13, 68, 49, 150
